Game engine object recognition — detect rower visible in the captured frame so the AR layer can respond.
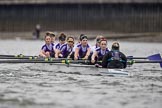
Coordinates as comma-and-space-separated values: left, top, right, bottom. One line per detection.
55, 33, 66, 49
39, 34, 55, 58
91, 38, 109, 64
55, 36, 74, 58
102, 41, 127, 69
74, 35, 91, 60
69, 34, 85, 59
47, 31, 56, 45
91, 35, 104, 52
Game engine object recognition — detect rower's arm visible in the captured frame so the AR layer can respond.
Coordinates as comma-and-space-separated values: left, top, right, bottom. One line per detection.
120, 52, 127, 68
85, 48, 91, 57
91, 51, 97, 63
74, 47, 79, 60
55, 49, 60, 58
102, 54, 109, 68
91, 51, 97, 61
39, 50, 46, 58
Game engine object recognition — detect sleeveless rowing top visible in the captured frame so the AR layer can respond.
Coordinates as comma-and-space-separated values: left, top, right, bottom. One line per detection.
59, 44, 73, 58
41, 43, 54, 53
91, 44, 99, 52
96, 47, 109, 60
55, 43, 63, 49
76, 43, 90, 58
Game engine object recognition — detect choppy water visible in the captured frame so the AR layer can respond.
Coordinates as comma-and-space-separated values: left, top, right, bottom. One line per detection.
0, 39, 162, 108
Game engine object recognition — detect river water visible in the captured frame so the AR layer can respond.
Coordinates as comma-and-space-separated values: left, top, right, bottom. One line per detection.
0, 39, 162, 108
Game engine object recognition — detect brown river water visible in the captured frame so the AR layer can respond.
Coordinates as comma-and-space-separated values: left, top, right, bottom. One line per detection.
0, 39, 162, 108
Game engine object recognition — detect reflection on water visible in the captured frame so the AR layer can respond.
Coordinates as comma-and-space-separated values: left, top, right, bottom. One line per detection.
0, 40, 162, 108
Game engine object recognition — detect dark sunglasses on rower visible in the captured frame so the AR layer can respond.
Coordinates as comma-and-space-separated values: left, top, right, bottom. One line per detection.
101, 43, 107, 45
68, 41, 74, 43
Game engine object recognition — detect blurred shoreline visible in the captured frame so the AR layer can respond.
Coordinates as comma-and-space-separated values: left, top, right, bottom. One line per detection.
0, 31, 162, 42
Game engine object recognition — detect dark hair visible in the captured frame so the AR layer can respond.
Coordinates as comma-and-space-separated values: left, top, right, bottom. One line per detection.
96, 38, 100, 43
59, 33, 66, 41
79, 34, 85, 40
80, 35, 88, 41
112, 42, 119, 50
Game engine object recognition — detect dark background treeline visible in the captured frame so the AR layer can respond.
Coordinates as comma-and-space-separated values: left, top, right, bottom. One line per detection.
0, 3, 162, 33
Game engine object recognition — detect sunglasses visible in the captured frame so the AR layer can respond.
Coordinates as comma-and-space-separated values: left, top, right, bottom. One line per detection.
68, 41, 74, 43
101, 43, 107, 45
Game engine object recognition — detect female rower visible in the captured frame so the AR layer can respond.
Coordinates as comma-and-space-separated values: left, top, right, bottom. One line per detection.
49, 32, 56, 45
68, 34, 85, 59
46, 31, 56, 46
55, 36, 74, 58
74, 35, 91, 60
55, 33, 66, 49
102, 41, 127, 69
91, 38, 109, 64
91, 35, 104, 52
39, 34, 55, 58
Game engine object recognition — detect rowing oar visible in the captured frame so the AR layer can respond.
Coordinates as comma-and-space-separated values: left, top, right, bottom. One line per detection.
1, 59, 162, 68
0, 56, 39, 59
128, 53, 162, 67
127, 53, 162, 60
0, 59, 90, 64
127, 60, 162, 68
0, 54, 35, 58
0, 56, 71, 61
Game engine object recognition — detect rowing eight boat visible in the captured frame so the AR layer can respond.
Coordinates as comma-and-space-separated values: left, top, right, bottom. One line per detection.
1, 53, 162, 76
41, 63, 130, 76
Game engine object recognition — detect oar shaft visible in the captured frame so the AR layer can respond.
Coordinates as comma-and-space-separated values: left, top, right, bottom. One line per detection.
0, 59, 89, 64
134, 60, 162, 63
0, 54, 35, 58
0, 60, 61, 63
0, 54, 17, 57
0, 56, 39, 59
127, 57, 147, 59
0, 56, 73, 61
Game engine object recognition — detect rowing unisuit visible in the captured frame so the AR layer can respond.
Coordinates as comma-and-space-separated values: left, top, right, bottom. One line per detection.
39, 34, 55, 57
